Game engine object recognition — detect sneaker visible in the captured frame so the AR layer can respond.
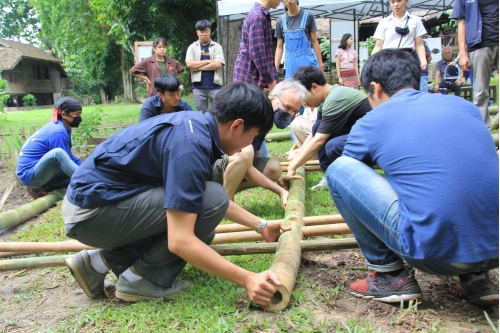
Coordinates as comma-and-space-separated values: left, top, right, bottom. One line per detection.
115, 275, 191, 302
27, 187, 48, 200
349, 270, 423, 303
65, 249, 110, 299
455, 272, 499, 307
309, 176, 327, 190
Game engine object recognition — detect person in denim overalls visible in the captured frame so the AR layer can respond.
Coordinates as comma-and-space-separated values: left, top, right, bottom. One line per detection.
274, 0, 323, 80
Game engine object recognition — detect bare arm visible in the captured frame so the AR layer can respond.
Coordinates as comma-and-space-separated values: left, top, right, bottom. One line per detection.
288, 132, 330, 175
186, 59, 213, 69
415, 37, 427, 71
275, 38, 284, 72
371, 39, 384, 55
457, 19, 470, 70
131, 73, 151, 86
354, 57, 360, 85
167, 209, 285, 307
434, 70, 441, 92
335, 55, 342, 84
310, 30, 324, 74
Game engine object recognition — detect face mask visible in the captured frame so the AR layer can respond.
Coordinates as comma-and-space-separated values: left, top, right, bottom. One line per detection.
395, 26, 410, 36
68, 116, 82, 128
273, 108, 295, 129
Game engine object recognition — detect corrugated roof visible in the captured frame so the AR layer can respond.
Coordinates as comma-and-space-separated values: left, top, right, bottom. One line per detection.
0, 38, 61, 70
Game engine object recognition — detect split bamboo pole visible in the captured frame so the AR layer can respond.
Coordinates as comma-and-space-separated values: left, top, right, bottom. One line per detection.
0, 238, 359, 271
280, 160, 319, 166
0, 223, 351, 255
264, 167, 306, 312
0, 189, 66, 230
216, 214, 344, 233
265, 132, 291, 142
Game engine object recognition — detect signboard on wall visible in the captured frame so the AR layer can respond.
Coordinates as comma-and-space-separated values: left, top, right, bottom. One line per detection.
329, 19, 359, 67
134, 41, 154, 64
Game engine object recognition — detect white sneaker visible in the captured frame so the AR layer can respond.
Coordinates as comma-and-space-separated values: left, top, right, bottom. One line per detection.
310, 176, 327, 190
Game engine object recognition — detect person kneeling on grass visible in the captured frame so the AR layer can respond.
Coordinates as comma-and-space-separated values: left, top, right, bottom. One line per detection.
326, 49, 499, 307
16, 97, 83, 199
62, 82, 291, 305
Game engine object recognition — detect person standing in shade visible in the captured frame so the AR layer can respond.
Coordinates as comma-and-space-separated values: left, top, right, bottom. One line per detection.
130, 37, 184, 98
335, 33, 360, 89
274, 0, 324, 80
186, 20, 225, 111
452, 0, 499, 127
16, 97, 83, 199
371, 0, 427, 73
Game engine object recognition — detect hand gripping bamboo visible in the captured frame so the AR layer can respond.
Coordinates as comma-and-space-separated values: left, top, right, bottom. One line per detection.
264, 167, 306, 312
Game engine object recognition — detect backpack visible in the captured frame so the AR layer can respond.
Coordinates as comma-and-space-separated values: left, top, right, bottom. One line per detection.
443, 63, 460, 80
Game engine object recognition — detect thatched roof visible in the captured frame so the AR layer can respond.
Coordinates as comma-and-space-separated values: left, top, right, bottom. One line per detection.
0, 38, 62, 70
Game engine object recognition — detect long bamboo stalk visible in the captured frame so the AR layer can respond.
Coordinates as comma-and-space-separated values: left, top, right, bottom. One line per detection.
280, 160, 319, 166
0, 189, 66, 230
264, 167, 306, 312
216, 214, 344, 233
281, 165, 321, 172
0, 223, 351, 255
0, 239, 359, 272
265, 131, 291, 142
489, 106, 499, 115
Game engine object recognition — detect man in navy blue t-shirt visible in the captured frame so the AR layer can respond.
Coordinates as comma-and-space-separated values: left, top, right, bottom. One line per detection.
186, 20, 225, 111
139, 74, 192, 122
62, 82, 291, 307
327, 50, 498, 307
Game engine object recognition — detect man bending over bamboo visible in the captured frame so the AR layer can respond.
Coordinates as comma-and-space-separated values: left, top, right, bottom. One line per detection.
62, 82, 290, 305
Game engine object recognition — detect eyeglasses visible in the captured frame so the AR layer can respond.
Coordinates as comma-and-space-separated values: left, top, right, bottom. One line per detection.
275, 95, 300, 114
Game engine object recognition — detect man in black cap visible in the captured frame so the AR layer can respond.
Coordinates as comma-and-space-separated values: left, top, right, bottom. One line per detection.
16, 97, 83, 199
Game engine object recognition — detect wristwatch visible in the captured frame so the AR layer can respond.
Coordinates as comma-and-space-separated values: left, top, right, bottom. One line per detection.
255, 219, 268, 234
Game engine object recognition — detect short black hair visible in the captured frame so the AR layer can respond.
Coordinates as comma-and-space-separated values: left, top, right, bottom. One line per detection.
361, 49, 420, 97
209, 82, 273, 135
292, 66, 327, 91
195, 20, 212, 31
153, 37, 167, 49
338, 33, 352, 50
154, 74, 180, 93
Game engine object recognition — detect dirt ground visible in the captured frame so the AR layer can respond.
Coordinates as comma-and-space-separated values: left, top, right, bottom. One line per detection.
0, 159, 498, 332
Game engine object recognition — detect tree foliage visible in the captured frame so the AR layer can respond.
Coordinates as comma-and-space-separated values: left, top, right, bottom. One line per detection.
0, 0, 40, 43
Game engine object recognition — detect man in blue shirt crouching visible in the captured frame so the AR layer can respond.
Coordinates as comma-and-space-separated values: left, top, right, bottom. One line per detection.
326, 49, 499, 307
62, 82, 290, 306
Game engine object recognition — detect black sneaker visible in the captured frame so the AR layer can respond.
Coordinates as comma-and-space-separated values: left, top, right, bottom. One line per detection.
349, 270, 423, 303
455, 272, 499, 307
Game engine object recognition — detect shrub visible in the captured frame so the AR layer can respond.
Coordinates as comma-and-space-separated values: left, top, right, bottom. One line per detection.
22, 94, 37, 110
72, 107, 103, 158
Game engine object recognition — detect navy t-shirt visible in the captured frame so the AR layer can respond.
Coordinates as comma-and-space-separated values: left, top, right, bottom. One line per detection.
192, 44, 222, 90
139, 95, 193, 122
66, 111, 224, 213
343, 89, 499, 264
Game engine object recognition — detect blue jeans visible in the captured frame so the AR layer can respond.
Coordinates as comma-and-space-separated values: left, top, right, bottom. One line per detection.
326, 156, 498, 276
420, 75, 428, 92
26, 148, 79, 191
259, 141, 269, 158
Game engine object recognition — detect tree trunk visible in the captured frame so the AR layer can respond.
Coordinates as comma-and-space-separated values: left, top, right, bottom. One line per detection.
217, 17, 243, 85
120, 46, 134, 101
100, 85, 106, 104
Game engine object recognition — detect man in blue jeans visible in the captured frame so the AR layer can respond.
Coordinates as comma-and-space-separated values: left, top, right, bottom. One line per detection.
16, 97, 83, 199
326, 49, 498, 306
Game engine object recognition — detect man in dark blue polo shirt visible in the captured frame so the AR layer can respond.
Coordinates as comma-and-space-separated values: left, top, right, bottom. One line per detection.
62, 82, 290, 306
139, 74, 193, 122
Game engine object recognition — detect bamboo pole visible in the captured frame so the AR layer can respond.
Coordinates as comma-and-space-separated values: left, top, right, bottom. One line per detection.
492, 133, 499, 148
0, 185, 14, 211
489, 106, 499, 115
280, 160, 319, 166
265, 132, 291, 142
491, 113, 499, 131
0, 189, 66, 230
216, 214, 344, 233
0, 239, 359, 271
281, 165, 322, 172
0, 223, 351, 255
264, 167, 306, 312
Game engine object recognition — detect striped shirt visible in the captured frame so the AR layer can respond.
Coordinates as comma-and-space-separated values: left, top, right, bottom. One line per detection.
233, 2, 278, 88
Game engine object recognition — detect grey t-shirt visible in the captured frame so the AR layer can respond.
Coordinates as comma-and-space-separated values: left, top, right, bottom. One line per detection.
275, 8, 317, 47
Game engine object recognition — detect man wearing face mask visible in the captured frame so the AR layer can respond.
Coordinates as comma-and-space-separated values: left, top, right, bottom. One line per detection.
213, 80, 306, 208
16, 97, 83, 199
287, 66, 372, 176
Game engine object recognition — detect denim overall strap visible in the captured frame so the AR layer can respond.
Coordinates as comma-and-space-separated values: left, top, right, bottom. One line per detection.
282, 13, 288, 31
283, 10, 319, 79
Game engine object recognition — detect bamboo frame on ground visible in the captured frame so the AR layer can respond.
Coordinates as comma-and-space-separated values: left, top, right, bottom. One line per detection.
0, 238, 359, 271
